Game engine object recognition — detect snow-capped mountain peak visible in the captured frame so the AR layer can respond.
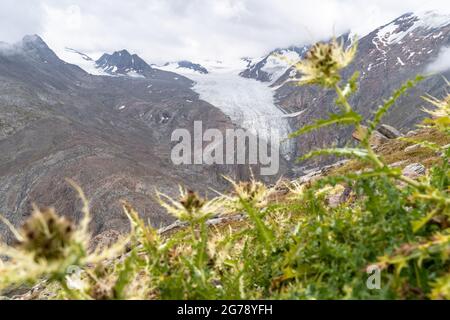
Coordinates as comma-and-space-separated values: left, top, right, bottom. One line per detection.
96, 50, 150, 77
240, 46, 308, 84
20, 34, 61, 63
375, 11, 450, 47
240, 10, 450, 86
363, 10, 450, 74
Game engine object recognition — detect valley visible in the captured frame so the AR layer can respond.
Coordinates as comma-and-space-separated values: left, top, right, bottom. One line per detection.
1, 10, 449, 240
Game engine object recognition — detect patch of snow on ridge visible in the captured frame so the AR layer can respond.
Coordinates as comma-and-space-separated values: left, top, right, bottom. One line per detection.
60, 48, 108, 76
127, 70, 145, 78
397, 57, 405, 66
376, 11, 450, 47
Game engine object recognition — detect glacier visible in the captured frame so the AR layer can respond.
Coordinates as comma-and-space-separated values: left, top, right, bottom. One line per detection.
158, 60, 295, 160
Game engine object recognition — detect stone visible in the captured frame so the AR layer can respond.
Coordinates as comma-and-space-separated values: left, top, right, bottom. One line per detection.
406, 130, 419, 137
378, 124, 403, 139
404, 144, 422, 153
390, 160, 408, 168
352, 125, 368, 142
438, 144, 450, 156
402, 163, 426, 179
352, 126, 388, 147
327, 185, 352, 208
370, 130, 389, 147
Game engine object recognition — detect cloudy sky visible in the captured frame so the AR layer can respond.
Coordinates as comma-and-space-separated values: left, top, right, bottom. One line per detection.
1, 0, 449, 63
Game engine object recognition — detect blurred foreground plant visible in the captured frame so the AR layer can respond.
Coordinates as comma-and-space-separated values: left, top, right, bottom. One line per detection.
0, 180, 130, 299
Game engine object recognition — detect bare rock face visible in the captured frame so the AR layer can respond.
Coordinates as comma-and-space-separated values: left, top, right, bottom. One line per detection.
402, 163, 426, 179
378, 124, 403, 139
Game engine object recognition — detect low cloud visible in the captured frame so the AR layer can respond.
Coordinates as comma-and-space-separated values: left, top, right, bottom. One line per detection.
0, 0, 44, 43
426, 47, 450, 74
0, 0, 449, 63
0, 42, 26, 57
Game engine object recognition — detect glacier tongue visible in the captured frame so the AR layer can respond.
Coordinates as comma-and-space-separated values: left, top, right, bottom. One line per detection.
159, 61, 295, 160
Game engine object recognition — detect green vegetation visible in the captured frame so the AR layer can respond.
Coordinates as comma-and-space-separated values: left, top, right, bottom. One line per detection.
0, 39, 449, 300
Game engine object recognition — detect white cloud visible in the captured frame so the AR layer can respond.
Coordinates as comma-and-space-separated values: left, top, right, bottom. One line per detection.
0, 0, 449, 63
0, 0, 44, 43
427, 47, 450, 74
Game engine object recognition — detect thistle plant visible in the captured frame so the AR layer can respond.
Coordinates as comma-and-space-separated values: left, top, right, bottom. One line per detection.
15, 206, 74, 262
223, 176, 272, 209
422, 86, 450, 134
0, 180, 130, 297
288, 38, 449, 299
294, 38, 357, 88
157, 186, 225, 223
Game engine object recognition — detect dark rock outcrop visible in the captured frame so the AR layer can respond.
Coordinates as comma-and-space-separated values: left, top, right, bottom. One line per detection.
378, 124, 403, 139
402, 163, 426, 178
176, 61, 208, 74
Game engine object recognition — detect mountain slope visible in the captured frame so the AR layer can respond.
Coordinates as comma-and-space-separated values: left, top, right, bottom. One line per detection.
0, 35, 246, 241
271, 11, 450, 168
96, 50, 151, 77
